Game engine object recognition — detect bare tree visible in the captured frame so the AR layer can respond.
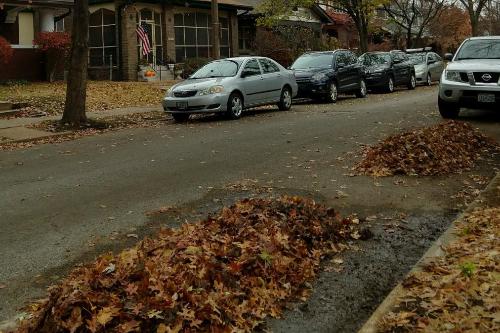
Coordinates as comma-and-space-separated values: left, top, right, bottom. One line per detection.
383, 0, 446, 48
62, 0, 88, 127
459, 0, 489, 35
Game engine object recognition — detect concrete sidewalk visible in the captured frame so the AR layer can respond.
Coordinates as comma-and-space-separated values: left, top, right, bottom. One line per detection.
0, 106, 162, 143
358, 172, 500, 333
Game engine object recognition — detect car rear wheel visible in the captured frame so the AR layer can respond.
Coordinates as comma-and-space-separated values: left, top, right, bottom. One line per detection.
277, 86, 292, 111
438, 96, 460, 118
355, 79, 367, 98
326, 82, 338, 103
385, 76, 395, 93
408, 73, 416, 90
226, 92, 243, 119
172, 113, 190, 122
426, 73, 432, 86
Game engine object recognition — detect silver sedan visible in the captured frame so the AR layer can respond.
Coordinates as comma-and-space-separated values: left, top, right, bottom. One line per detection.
163, 57, 298, 122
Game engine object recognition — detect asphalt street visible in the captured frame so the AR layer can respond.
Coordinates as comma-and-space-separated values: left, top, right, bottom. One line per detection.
0, 86, 499, 329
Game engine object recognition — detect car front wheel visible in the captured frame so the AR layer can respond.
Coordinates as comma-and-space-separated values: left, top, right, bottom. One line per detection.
408, 73, 416, 90
438, 96, 460, 118
226, 92, 244, 119
277, 86, 292, 111
172, 113, 190, 122
326, 82, 338, 103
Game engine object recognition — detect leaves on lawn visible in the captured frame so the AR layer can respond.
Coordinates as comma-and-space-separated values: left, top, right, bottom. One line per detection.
379, 208, 500, 332
355, 121, 498, 177
17, 197, 359, 333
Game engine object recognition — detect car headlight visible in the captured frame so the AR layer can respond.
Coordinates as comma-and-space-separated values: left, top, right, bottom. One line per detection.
198, 85, 224, 96
166, 87, 174, 97
312, 73, 327, 81
445, 70, 462, 82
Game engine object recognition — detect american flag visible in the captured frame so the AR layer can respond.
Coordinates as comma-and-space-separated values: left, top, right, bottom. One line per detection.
136, 23, 151, 56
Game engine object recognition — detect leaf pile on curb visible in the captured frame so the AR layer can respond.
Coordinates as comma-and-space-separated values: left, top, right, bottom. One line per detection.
355, 121, 498, 177
379, 207, 500, 332
17, 197, 359, 333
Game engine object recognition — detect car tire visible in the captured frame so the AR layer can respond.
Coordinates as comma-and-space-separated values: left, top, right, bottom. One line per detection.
172, 113, 190, 122
226, 92, 244, 120
355, 79, 367, 98
277, 86, 292, 111
408, 73, 416, 90
385, 76, 395, 93
326, 81, 338, 103
438, 96, 460, 119
426, 73, 432, 86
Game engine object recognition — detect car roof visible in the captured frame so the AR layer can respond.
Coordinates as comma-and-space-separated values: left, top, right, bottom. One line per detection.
302, 50, 348, 55
466, 35, 500, 40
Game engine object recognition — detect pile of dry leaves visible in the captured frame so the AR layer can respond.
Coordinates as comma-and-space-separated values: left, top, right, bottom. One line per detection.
17, 197, 358, 333
379, 207, 500, 332
355, 121, 498, 176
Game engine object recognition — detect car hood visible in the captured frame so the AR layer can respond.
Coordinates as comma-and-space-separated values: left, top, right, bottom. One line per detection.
447, 59, 500, 72
293, 68, 331, 79
414, 64, 426, 72
172, 77, 228, 91
365, 64, 390, 72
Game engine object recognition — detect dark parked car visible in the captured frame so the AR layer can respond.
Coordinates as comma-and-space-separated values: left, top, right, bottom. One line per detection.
359, 51, 416, 92
291, 50, 367, 103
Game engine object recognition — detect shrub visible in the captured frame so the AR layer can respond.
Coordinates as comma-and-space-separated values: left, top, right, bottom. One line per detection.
253, 29, 294, 67
33, 32, 71, 82
0, 36, 13, 65
180, 57, 212, 78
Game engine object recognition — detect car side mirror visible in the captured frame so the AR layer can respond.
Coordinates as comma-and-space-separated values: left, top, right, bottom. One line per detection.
444, 53, 453, 61
337, 62, 346, 69
428, 59, 436, 65
241, 71, 251, 78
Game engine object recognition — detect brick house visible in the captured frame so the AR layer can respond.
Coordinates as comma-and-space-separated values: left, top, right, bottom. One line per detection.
88, 0, 251, 81
0, 0, 73, 81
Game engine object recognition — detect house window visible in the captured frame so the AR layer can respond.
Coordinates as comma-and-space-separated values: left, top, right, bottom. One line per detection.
89, 8, 117, 67
137, 8, 163, 65
174, 12, 230, 62
238, 25, 253, 53
55, 18, 65, 32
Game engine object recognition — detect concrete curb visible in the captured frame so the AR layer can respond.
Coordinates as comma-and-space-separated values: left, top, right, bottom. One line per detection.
0, 131, 73, 145
358, 172, 500, 333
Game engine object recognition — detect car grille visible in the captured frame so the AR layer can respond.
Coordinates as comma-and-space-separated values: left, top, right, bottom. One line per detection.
473, 72, 500, 84
295, 77, 312, 84
173, 90, 197, 98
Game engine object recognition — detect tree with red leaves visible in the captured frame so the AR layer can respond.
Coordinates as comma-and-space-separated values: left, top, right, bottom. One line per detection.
0, 36, 13, 65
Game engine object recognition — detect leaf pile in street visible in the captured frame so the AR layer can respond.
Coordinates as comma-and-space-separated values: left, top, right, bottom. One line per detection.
379, 207, 500, 332
17, 197, 359, 333
355, 121, 498, 176
0, 81, 172, 116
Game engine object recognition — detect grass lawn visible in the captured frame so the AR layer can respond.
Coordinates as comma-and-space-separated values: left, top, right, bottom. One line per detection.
0, 81, 176, 115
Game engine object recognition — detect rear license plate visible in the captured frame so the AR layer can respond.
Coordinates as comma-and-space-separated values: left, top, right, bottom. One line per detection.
477, 94, 495, 103
176, 101, 188, 110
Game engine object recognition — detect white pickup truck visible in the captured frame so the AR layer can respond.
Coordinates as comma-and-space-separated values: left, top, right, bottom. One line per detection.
438, 36, 500, 118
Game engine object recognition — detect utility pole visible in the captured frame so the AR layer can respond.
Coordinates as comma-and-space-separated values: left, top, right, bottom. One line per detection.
211, 0, 221, 59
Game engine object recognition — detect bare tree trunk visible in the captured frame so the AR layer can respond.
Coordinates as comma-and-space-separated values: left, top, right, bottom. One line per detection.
470, 14, 480, 35
62, 0, 88, 127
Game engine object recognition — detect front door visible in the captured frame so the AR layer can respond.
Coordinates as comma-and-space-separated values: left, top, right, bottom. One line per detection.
258, 58, 283, 102
240, 59, 264, 106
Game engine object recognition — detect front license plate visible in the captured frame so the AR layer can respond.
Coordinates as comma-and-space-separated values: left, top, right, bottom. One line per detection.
176, 101, 188, 110
477, 94, 495, 103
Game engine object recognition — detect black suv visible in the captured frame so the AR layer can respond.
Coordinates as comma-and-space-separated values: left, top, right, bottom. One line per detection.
359, 51, 416, 92
291, 50, 367, 103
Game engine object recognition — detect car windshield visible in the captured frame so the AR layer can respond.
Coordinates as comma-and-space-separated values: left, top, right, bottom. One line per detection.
291, 54, 333, 69
360, 53, 391, 66
190, 60, 239, 79
456, 39, 500, 60
408, 53, 426, 64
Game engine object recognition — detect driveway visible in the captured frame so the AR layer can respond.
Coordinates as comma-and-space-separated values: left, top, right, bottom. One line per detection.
0, 86, 498, 330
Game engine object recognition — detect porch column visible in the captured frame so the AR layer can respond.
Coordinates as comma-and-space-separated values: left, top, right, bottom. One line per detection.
121, 5, 138, 81
163, 5, 176, 63
39, 9, 55, 32
229, 10, 239, 57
